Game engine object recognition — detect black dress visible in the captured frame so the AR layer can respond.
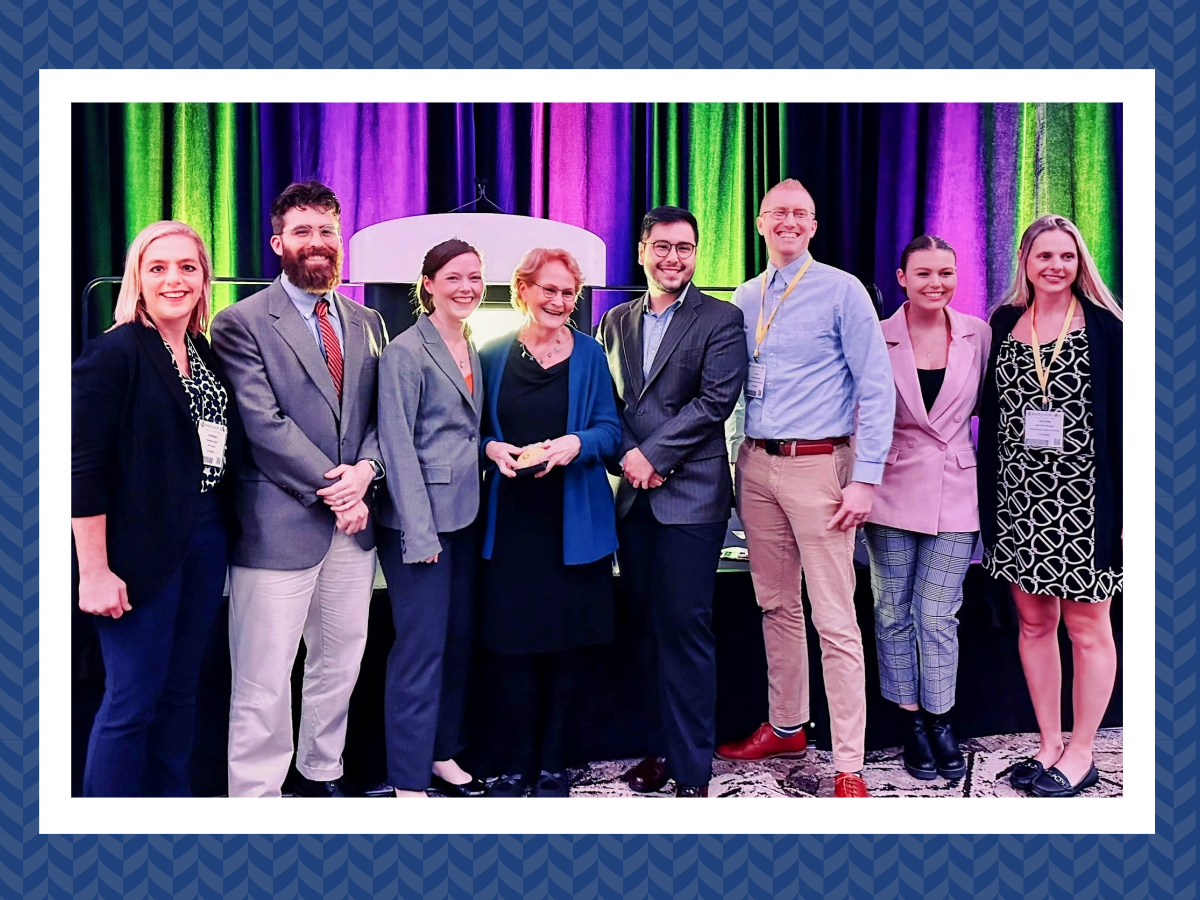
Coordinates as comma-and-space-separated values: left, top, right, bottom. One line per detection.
480, 342, 614, 655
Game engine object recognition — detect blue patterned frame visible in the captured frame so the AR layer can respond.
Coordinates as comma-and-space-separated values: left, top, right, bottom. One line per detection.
17, 1, 1188, 897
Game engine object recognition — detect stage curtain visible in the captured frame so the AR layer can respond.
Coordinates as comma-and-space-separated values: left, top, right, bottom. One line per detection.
73, 102, 1123, 349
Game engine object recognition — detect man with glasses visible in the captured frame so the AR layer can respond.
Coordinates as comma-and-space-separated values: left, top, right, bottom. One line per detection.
717, 179, 893, 798
598, 206, 748, 797
211, 181, 389, 797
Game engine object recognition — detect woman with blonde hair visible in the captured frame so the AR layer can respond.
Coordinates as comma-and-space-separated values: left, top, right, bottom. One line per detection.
478, 247, 621, 797
72, 221, 242, 796
977, 214, 1122, 797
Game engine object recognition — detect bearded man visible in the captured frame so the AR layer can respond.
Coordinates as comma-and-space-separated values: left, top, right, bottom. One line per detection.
211, 181, 389, 797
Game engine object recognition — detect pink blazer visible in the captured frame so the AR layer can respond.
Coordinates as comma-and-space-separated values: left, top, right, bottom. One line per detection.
868, 304, 991, 535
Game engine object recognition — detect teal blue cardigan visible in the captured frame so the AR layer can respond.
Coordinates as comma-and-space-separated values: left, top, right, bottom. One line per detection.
479, 329, 621, 565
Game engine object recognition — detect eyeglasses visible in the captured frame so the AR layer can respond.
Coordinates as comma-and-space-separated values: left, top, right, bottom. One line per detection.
530, 282, 578, 302
279, 225, 341, 242
762, 208, 815, 222
642, 240, 696, 259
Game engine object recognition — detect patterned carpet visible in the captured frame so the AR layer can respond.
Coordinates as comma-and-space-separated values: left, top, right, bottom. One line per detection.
478, 729, 1123, 799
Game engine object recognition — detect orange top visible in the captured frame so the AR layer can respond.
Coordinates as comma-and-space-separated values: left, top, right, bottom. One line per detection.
465, 372, 474, 395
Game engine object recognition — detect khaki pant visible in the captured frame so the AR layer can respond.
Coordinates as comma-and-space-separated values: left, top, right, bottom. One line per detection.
736, 441, 867, 773
227, 530, 377, 797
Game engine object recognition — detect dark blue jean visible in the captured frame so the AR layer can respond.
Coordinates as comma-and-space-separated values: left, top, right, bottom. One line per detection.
83, 492, 228, 797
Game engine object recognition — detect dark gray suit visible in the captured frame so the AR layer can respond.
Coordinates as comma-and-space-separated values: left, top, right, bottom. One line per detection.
598, 283, 747, 787
211, 277, 388, 796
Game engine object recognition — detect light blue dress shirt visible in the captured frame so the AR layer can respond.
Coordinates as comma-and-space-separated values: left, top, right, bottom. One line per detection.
641, 289, 686, 378
732, 252, 895, 484
281, 272, 344, 360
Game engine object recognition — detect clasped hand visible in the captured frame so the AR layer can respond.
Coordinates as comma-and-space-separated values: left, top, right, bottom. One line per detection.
622, 448, 664, 490
317, 460, 375, 534
826, 481, 875, 532
486, 435, 582, 478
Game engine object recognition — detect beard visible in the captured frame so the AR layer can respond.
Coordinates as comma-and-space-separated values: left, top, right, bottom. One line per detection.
281, 244, 343, 294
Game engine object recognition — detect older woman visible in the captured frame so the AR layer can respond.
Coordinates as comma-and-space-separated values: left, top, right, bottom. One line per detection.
376, 238, 487, 798
979, 215, 1123, 798
72, 221, 242, 796
479, 247, 621, 797
865, 235, 990, 782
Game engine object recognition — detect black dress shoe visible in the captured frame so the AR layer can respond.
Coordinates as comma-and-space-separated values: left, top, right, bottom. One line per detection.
290, 774, 353, 797
1031, 763, 1100, 798
899, 708, 937, 781
926, 711, 966, 780
533, 770, 571, 798
488, 774, 530, 797
430, 774, 488, 797
622, 756, 669, 793
1008, 758, 1046, 791
674, 783, 709, 798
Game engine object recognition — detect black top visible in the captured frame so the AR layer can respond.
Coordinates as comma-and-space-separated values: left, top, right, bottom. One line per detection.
480, 343, 613, 655
916, 367, 946, 413
72, 321, 243, 601
977, 299, 1123, 570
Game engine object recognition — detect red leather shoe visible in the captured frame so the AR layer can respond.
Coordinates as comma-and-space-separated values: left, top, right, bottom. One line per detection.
715, 723, 808, 761
834, 772, 869, 797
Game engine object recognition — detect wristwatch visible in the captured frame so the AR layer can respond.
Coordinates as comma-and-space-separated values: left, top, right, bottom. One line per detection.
367, 458, 386, 481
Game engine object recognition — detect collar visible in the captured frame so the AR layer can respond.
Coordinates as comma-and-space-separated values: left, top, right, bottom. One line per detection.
281, 272, 336, 318
640, 283, 690, 316
765, 251, 813, 289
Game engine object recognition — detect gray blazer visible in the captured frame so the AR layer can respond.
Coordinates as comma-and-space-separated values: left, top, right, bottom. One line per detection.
598, 283, 748, 525
375, 315, 483, 563
211, 278, 388, 569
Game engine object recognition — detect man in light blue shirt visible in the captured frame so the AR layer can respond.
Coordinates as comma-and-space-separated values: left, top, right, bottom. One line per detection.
716, 179, 894, 798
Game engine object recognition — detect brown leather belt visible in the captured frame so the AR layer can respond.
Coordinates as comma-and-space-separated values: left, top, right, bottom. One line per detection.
748, 436, 849, 456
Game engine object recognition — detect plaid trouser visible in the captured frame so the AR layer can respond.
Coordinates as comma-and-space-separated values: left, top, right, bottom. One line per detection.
863, 525, 977, 715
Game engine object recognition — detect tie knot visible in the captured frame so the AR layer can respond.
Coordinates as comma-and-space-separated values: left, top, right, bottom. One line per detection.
315, 298, 330, 317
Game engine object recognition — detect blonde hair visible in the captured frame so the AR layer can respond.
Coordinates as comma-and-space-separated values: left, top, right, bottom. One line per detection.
759, 178, 816, 216
510, 247, 584, 314
110, 221, 213, 335
1002, 215, 1122, 321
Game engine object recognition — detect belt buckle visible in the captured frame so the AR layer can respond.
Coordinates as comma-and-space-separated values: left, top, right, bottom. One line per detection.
764, 439, 782, 456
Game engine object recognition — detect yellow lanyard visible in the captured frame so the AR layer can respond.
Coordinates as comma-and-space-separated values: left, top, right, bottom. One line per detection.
755, 257, 814, 360
1029, 296, 1078, 409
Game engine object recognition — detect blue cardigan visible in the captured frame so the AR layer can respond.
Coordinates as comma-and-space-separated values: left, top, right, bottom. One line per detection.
479, 329, 621, 565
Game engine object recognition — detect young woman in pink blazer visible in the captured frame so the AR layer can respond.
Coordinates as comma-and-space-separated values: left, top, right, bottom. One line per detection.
864, 235, 991, 782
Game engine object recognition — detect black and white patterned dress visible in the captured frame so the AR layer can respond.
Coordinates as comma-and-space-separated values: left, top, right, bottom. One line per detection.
981, 328, 1122, 602
163, 336, 229, 493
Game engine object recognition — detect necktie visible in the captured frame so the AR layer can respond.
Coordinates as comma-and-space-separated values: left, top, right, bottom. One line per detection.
315, 299, 343, 401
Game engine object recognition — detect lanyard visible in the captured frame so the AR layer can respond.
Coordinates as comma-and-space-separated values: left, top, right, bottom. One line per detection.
755, 257, 814, 360
1029, 296, 1078, 408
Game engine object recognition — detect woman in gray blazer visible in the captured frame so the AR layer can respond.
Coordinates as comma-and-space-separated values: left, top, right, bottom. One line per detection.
376, 239, 487, 798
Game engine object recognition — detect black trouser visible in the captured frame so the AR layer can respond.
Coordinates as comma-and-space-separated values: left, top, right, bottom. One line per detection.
489, 650, 579, 776
617, 492, 726, 787
377, 525, 476, 791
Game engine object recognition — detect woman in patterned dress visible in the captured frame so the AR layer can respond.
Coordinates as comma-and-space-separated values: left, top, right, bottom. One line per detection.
72, 221, 242, 795
978, 215, 1123, 798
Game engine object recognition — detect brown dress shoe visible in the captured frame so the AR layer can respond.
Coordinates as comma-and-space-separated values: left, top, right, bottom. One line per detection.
675, 783, 709, 797
715, 723, 808, 761
621, 756, 669, 793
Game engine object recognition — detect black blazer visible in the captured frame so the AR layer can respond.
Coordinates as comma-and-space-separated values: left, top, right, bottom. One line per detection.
71, 321, 243, 601
597, 283, 748, 525
977, 298, 1122, 571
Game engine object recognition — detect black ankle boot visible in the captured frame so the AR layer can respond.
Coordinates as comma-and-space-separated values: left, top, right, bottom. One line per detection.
900, 708, 937, 780
926, 711, 966, 780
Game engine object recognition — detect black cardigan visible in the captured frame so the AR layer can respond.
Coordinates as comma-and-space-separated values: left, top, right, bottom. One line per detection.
977, 298, 1123, 571
71, 321, 243, 601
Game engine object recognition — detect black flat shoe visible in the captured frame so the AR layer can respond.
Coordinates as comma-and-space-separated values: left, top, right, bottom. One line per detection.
290, 774, 353, 797
488, 774, 530, 797
1008, 758, 1045, 791
533, 770, 570, 798
429, 773, 488, 797
1030, 764, 1100, 798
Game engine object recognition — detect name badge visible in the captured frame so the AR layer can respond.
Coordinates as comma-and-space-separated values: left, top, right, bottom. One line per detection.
198, 420, 228, 468
1024, 409, 1064, 449
746, 362, 767, 399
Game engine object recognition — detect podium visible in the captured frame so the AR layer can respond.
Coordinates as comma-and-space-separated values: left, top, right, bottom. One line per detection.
349, 213, 607, 338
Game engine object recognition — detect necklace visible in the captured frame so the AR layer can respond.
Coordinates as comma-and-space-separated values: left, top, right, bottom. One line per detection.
908, 316, 949, 364
519, 328, 565, 366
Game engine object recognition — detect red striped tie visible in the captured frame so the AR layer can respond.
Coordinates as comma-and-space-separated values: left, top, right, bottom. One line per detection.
315, 299, 343, 402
